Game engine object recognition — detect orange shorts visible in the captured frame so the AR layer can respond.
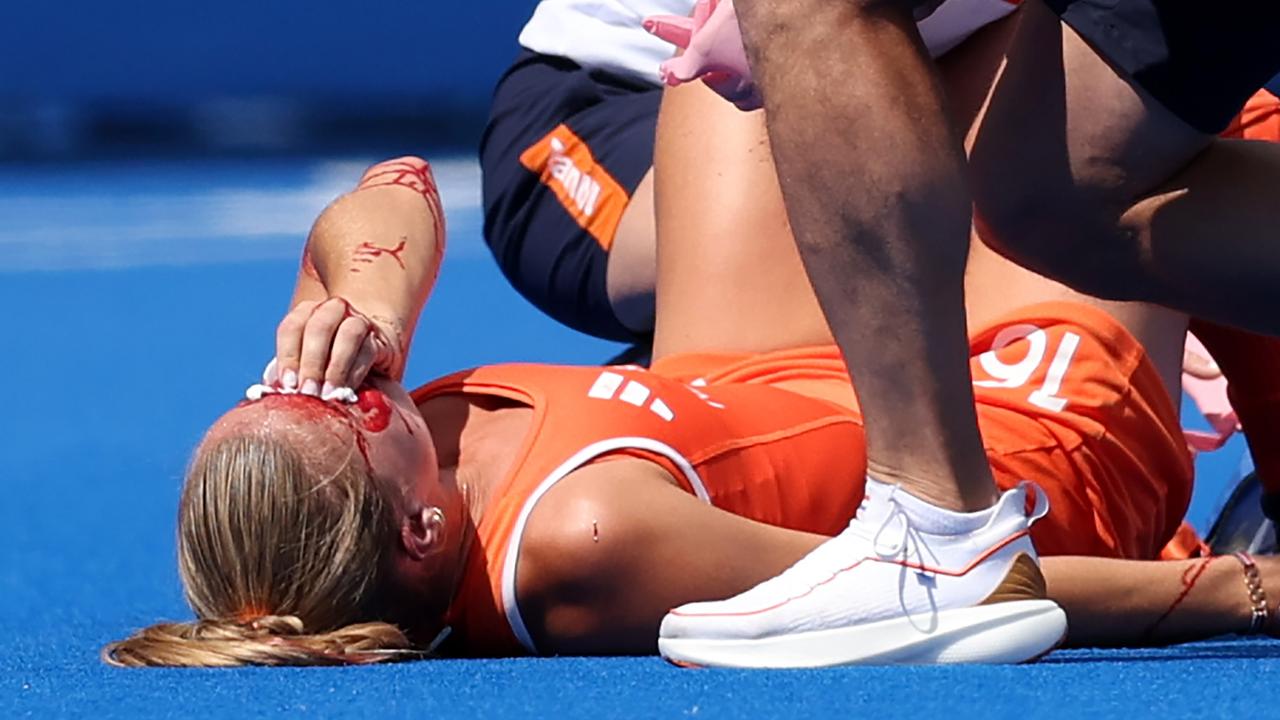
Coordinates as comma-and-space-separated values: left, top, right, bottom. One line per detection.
651, 301, 1193, 559
1223, 89, 1280, 141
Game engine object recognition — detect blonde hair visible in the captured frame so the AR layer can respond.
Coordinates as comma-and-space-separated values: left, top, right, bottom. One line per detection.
104, 430, 418, 667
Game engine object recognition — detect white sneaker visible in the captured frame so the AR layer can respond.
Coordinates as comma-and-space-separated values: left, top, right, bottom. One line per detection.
658, 479, 1067, 667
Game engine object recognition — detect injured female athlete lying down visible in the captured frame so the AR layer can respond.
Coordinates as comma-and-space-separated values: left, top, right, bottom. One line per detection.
105, 83, 1279, 667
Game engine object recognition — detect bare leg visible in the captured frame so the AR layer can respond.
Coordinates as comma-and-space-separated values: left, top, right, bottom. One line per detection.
1042, 555, 1280, 647
1119, 140, 1280, 333
652, 55, 1187, 409
940, 12, 1190, 400
650, 14, 1185, 407
652, 83, 831, 358
606, 170, 658, 334
648, 16, 1014, 358
970, 1, 1205, 298
735, 0, 993, 509
971, 0, 1280, 334
645, 44, 1096, 664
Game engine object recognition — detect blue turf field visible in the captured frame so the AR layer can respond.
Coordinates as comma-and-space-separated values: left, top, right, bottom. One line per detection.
2, 157, 1275, 718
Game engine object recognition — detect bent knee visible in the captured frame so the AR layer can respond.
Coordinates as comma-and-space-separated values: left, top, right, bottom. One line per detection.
973, 204, 1147, 303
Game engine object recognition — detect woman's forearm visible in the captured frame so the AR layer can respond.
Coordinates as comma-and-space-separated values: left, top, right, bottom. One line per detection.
292, 156, 445, 356
1043, 554, 1278, 647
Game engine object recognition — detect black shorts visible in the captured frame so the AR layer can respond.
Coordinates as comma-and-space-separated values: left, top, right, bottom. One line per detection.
1045, 0, 1280, 133
479, 51, 661, 343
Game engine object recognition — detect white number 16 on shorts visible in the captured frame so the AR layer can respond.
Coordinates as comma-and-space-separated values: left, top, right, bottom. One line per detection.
973, 324, 1082, 413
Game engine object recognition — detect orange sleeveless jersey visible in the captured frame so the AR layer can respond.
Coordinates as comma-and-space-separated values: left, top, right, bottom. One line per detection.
413, 301, 1192, 656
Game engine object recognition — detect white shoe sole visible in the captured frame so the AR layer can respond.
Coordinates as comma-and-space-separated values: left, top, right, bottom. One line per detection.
658, 599, 1067, 668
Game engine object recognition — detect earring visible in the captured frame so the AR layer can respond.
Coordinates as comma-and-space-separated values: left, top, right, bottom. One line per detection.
427, 507, 445, 526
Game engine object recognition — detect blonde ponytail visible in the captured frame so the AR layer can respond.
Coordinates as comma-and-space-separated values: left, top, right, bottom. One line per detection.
103, 615, 416, 667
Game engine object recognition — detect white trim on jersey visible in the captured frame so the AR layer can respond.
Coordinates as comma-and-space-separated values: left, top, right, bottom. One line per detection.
519, 0, 692, 86
500, 436, 710, 654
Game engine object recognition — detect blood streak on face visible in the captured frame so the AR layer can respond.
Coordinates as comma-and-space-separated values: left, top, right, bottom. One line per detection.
355, 388, 393, 433
351, 430, 374, 468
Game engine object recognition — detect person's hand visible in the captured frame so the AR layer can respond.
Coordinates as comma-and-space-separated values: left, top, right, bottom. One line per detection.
266, 297, 404, 398
1183, 341, 1222, 380
644, 0, 762, 111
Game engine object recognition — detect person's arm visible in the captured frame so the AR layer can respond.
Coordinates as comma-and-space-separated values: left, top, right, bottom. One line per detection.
271, 157, 445, 395
516, 463, 1280, 653
515, 459, 827, 654
1043, 554, 1278, 647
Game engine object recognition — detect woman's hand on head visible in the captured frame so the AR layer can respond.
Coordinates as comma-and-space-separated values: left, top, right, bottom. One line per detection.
269, 297, 405, 396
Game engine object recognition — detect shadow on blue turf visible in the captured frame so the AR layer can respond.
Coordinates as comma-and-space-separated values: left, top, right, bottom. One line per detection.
1047, 638, 1280, 664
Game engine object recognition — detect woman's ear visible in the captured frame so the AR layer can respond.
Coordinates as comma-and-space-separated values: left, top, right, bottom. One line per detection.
399, 506, 446, 560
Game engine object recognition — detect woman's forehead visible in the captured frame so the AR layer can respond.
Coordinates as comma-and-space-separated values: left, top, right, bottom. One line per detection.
204, 398, 360, 462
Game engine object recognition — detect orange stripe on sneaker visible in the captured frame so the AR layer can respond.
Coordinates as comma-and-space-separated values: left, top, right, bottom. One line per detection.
669, 530, 1032, 619
519, 124, 630, 251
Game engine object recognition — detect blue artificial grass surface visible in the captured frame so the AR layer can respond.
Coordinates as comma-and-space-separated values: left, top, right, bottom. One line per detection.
12, 644, 1280, 718
3, 158, 1274, 719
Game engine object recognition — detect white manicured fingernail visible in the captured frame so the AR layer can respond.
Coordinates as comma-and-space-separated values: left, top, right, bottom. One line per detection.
263, 358, 280, 385
321, 385, 358, 403
282, 369, 298, 390
301, 379, 320, 397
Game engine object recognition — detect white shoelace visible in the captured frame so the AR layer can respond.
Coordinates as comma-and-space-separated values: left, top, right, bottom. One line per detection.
867, 490, 945, 630
869, 493, 936, 576
871, 499, 912, 560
